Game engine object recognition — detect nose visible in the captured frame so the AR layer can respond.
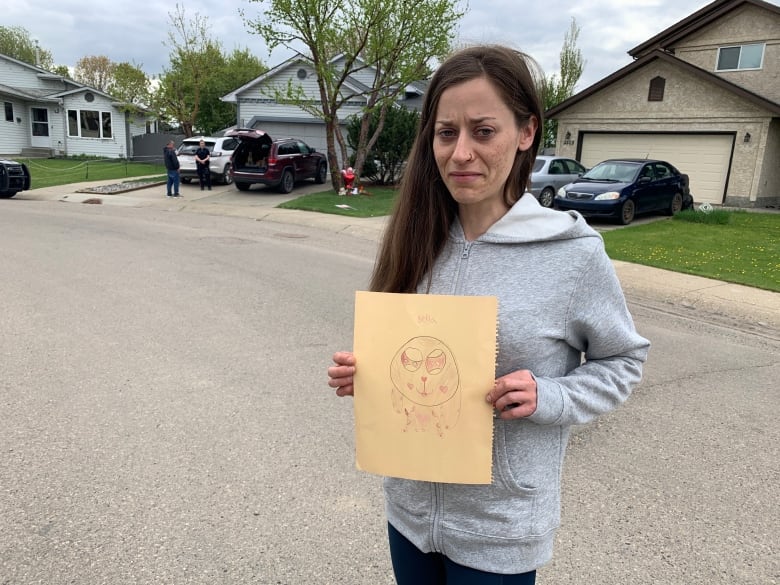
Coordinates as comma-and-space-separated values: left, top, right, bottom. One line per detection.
452, 134, 473, 164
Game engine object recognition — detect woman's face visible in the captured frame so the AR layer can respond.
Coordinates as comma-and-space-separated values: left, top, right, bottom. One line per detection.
433, 76, 535, 213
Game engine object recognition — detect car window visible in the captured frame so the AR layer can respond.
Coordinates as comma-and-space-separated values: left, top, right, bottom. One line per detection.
653, 162, 672, 179
220, 138, 238, 151
549, 160, 565, 175
532, 158, 545, 172
584, 162, 640, 182
179, 142, 214, 154
639, 165, 655, 180
297, 141, 311, 155
564, 160, 585, 174
278, 142, 299, 156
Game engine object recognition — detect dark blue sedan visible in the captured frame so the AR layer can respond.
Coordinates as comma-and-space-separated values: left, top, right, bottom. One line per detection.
554, 159, 693, 224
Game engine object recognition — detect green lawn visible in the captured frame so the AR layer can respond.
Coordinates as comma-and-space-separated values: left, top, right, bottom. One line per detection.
277, 186, 398, 218
19, 158, 166, 190
602, 210, 779, 292
281, 189, 779, 292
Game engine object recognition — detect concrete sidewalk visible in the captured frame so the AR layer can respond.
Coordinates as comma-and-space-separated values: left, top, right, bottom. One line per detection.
20, 177, 780, 332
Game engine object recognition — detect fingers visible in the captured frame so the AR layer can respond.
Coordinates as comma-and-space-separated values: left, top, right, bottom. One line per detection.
486, 371, 537, 419
328, 351, 356, 397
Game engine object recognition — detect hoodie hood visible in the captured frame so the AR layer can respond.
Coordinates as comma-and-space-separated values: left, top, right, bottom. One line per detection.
451, 192, 600, 245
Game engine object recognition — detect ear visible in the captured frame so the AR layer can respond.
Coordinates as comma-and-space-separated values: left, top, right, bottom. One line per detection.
517, 115, 538, 152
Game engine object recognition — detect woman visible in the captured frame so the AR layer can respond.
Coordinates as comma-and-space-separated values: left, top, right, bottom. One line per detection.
327, 45, 650, 584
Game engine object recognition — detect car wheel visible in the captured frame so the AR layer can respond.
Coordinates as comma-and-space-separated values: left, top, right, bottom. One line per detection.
538, 187, 555, 208
620, 200, 636, 225
181, 177, 192, 184
315, 163, 327, 184
235, 181, 251, 191
0, 191, 17, 199
667, 192, 683, 216
221, 163, 233, 185
278, 169, 294, 194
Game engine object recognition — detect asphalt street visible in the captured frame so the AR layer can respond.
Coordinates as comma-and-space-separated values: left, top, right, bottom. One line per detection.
1, 177, 778, 584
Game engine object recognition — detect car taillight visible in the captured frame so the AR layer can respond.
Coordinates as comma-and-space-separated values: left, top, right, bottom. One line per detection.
267, 157, 277, 166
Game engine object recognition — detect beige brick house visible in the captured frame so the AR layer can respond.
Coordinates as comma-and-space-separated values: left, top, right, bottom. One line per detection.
547, 0, 779, 208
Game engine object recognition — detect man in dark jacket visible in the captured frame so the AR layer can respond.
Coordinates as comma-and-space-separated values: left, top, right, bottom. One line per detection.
163, 140, 180, 197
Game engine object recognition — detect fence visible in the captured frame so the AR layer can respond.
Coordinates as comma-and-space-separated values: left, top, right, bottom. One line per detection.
131, 133, 186, 164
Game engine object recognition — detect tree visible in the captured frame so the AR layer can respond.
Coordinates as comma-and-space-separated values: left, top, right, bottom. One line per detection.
0, 25, 54, 69
346, 104, 418, 184
154, 4, 222, 137
74, 55, 116, 92
196, 48, 266, 135
109, 62, 152, 107
243, 0, 463, 190
542, 18, 585, 149
52, 65, 71, 78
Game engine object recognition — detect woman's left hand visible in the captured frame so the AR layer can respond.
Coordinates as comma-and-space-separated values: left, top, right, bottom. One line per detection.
486, 369, 538, 419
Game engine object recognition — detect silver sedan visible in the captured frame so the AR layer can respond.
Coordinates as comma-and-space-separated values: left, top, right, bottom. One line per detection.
529, 155, 586, 207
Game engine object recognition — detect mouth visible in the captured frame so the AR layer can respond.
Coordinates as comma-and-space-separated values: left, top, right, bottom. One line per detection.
448, 171, 481, 183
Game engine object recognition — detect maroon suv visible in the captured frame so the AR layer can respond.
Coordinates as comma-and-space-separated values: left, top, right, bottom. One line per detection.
227, 129, 328, 193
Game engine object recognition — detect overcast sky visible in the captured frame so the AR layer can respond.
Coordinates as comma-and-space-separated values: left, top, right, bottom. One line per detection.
5, 0, 761, 91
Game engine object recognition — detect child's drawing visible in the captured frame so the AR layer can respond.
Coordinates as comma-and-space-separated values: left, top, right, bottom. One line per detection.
389, 336, 461, 436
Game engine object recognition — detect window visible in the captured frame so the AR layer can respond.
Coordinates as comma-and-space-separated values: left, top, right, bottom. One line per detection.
563, 160, 586, 174
716, 43, 764, 71
67, 109, 113, 138
648, 76, 665, 101
4, 102, 12, 122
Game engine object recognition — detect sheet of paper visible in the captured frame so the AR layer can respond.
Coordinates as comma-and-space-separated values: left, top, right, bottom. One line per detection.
352, 291, 497, 484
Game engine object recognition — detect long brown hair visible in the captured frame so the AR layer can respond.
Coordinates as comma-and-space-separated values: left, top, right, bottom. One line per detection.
369, 45, 543, 293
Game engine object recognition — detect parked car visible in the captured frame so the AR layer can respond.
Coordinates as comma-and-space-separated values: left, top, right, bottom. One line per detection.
529, 155, 586, 208
227, 129, 328, 193
0, 158, 31, 198
554, 158, 693, 224
177, 136, 238, 185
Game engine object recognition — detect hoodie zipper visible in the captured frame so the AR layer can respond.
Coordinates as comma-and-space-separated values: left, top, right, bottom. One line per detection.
453, 241, 473, 294
429, 241, 473, 552
431, 482, 444, 552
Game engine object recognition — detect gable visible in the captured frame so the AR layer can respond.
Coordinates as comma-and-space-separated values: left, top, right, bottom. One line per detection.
629, 0, 780, 57
223, 53, 376, 105
548, 50, 780, 119
671, 3, 780, 100
553, 57, 773, 121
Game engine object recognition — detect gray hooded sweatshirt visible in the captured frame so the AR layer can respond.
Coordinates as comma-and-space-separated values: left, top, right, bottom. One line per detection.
384, 193, 650, 574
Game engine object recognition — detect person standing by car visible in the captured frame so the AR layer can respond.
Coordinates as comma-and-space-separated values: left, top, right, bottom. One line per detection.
326, 45, 650, 584
163, 140, 180, 197
194, 139, 212, 191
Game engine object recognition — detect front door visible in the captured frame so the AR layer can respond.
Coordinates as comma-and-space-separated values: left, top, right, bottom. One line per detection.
30, 107, 50, 148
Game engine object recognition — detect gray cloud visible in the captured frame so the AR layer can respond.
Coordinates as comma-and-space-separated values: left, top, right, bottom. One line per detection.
5, 0, 727, 90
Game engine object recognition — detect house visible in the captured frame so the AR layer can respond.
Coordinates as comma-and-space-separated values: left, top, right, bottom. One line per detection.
220, 54, 425, 165
0, 53, 155, 159
547, 0, 780, 208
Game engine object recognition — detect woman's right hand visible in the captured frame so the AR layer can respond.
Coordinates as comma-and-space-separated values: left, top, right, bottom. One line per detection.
327, 351, 356, 397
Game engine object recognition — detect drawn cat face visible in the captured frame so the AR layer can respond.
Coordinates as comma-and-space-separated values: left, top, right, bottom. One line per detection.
390, 336, 460, 407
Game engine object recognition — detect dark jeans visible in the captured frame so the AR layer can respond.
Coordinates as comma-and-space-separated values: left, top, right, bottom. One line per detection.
166, 170, 180, 195
388, 523, 537, 585
197, 165, 211, 189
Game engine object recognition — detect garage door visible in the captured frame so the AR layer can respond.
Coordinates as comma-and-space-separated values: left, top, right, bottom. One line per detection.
251, 122, 329, 155
580, 133, 734, 205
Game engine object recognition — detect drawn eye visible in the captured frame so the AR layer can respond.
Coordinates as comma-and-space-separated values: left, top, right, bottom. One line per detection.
425, 349, 446, 374
400, 347, 423, 372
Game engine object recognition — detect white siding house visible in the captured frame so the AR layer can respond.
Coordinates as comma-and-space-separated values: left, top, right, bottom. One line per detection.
0, 53, 154, 159
221, 54, 425, 167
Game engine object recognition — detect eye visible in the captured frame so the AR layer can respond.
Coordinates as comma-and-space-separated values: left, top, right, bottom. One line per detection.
401, 347, 423, 372
425, 349, 446, 375
474, 127, 495, 138
436, 128, 456, 140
